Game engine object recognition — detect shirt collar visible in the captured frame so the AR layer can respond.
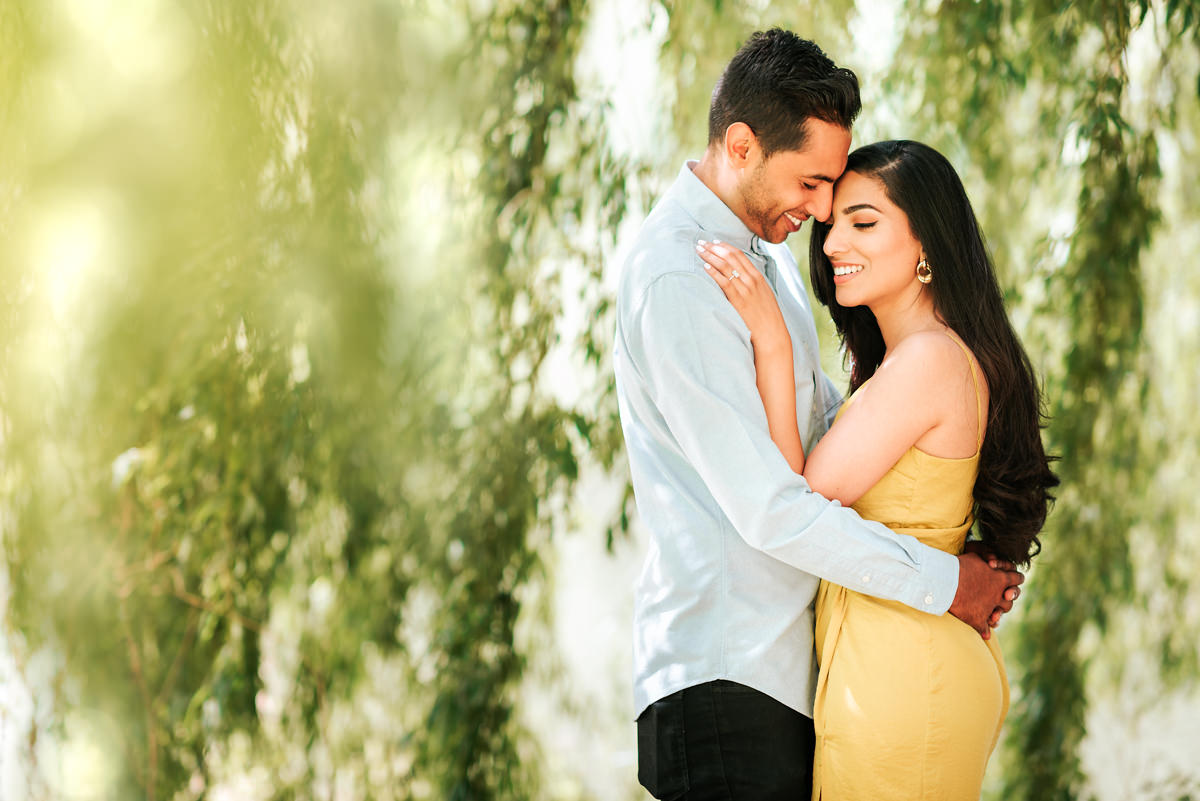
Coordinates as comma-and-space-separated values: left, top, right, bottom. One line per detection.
671, 160, 765, 257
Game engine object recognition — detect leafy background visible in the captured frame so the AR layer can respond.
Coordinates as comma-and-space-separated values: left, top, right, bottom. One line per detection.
0, 0, 1197, 799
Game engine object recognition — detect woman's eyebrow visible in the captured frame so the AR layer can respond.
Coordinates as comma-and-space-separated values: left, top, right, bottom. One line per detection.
840, 203, 880, 215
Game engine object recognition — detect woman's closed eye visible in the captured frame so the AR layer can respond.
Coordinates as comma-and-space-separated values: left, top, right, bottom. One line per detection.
853, 221, 877, 230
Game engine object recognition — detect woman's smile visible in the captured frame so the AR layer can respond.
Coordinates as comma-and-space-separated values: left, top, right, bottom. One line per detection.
832, 263, 864, 283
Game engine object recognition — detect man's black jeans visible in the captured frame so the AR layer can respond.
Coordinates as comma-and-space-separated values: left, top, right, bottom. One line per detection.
637, 679, 815, 800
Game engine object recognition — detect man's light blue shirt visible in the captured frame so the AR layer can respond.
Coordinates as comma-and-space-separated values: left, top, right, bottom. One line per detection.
615, 162, 960, 718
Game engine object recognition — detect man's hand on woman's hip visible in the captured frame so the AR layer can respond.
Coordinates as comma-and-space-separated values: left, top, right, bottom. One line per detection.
949, 548, 1025, 638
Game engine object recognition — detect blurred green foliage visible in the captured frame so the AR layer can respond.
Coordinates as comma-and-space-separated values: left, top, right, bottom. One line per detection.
0, 0, 623, 798
890, 2, 1200, 798
1, 1, 1198, 800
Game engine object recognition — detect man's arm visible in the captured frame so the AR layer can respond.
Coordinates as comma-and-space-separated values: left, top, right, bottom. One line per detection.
628, 270, 961, 614
677, 251, 1020, 633
819, 369, 843, 431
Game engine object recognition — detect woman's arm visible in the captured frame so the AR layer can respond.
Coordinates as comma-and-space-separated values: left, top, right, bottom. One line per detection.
697, 239, 978, 507
696, 241, 805, 473
803, 332, 979, 505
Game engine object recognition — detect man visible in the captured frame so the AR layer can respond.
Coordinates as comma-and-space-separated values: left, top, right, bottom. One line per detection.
613, 30, 1022, 798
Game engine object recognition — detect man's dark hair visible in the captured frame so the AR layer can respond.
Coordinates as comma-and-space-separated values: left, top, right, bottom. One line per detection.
708, 29, 861, 157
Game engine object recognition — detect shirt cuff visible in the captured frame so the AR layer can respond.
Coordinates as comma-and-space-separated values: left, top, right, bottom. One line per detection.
915, 547, 959, 616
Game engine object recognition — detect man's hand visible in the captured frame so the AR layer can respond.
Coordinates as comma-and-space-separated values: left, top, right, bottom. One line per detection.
962, 541, 1023, 629
948, 551, 1024, 639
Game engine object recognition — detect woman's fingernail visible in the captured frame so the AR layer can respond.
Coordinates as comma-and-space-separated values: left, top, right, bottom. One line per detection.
712, 238, 721, 243
697, 239, 707, 245
702, 263, 711, 269
696, 244, 705, 252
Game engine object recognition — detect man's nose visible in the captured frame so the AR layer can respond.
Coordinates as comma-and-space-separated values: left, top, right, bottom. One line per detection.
805, 183, 835, 224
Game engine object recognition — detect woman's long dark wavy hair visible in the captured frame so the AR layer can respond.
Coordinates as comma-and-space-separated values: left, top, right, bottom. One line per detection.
809, 140, 1058, 565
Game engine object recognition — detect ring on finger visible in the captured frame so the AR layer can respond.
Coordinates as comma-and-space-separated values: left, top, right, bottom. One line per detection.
730, 269, 740, 280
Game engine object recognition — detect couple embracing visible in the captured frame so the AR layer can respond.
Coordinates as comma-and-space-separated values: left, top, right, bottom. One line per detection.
613, 29, 1058, 800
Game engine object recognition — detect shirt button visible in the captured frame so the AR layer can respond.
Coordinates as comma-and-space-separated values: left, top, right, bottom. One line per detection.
924, 594, 935, 605
861, 574, 871, 584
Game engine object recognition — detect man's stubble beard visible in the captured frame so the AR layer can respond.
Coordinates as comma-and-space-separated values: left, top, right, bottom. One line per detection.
738, 160, 777, 243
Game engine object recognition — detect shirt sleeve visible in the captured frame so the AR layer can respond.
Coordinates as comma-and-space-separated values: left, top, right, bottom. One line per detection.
820, 369, 844, 431
627, 269, 959, 614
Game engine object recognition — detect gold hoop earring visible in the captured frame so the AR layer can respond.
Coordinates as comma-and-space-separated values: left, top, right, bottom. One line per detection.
916, 257, 933, 284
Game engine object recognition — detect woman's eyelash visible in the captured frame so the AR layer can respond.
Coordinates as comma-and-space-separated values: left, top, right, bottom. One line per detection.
853, 222, 876, 229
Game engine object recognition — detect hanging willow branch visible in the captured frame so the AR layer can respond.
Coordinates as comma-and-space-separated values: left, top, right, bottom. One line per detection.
890, 1, 1199, 799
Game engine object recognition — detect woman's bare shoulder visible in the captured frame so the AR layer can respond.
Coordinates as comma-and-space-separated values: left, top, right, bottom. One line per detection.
874, 329, 989, 455
876, 329, 975, 387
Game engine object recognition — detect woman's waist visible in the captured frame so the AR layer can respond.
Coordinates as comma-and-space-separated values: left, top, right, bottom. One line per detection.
864, 522, 970, 555
817, 579, 1005, 654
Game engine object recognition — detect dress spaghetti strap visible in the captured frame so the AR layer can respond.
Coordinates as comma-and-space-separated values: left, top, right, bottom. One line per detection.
943, 331, 984, 449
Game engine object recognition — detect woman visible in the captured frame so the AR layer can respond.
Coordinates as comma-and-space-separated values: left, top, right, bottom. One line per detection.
696, 140, 1057, 800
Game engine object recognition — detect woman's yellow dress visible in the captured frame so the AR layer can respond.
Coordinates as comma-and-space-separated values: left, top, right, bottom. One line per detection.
812, 341, 1008, 800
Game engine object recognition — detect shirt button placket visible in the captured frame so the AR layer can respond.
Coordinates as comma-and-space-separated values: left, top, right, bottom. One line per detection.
752, 238, 778, 292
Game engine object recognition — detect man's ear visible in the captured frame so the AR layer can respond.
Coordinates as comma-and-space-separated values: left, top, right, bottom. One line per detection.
724, 122, 758, 168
